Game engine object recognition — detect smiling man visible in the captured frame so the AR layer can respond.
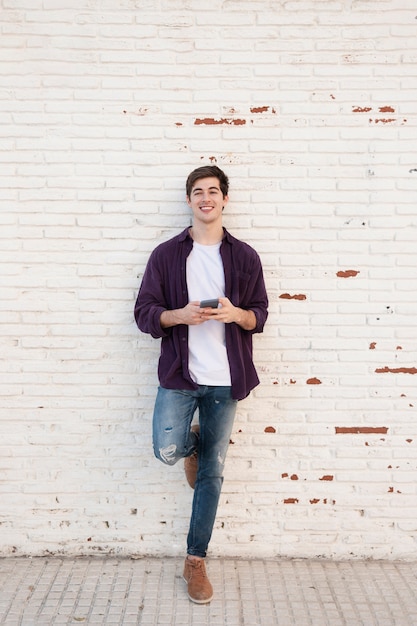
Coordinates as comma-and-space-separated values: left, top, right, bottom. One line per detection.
134, 165, 268, 604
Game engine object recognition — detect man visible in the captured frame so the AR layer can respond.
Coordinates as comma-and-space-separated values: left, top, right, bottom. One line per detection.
134, 165, 268, 604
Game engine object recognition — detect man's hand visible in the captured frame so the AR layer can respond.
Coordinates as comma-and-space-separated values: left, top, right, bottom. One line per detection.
161, 298, 257, 331
160, 302, 207, 328
200, 297, 256, 331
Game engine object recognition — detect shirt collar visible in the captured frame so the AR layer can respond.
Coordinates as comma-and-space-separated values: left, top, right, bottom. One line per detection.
179, 227, 234, 244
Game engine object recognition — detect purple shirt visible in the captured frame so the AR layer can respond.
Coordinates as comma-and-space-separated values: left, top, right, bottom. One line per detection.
134, 228, 268, 400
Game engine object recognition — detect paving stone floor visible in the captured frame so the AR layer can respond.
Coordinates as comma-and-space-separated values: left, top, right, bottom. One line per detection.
0, 557, 416, 625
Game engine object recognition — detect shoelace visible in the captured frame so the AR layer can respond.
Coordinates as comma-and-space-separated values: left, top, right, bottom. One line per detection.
188, 559, 207, 578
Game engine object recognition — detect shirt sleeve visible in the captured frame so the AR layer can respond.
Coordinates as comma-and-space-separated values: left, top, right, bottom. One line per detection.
244, 254, 268, 335
222, 234, 269, 336
134, 248, 171, 339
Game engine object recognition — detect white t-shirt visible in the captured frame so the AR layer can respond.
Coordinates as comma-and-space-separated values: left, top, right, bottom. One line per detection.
186, 241, 231, 386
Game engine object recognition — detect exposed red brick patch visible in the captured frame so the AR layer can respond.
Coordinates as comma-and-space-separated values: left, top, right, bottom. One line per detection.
369, 342, 377, 350
283, 498, 299, 504
388, 487, 394, 493
279, 293, 307, 300
175, 122, 183, 126
194, 117, 246, 126
379, 106, 395, 113
264, 426, 276, 433
282, 473, 299, 481
337, 269, 360, 278
374, 118, 396, 124
306, 377, 322, 385
290, 379, 297, 385
250, 106, 269, 113
375, 366, 417, 375
396, 346, 402, 350
319, 475, 334, 481
335, 426, 388, 434
310, 499, 320, 504
406, 439, 413, 443
353, 106, 372, 112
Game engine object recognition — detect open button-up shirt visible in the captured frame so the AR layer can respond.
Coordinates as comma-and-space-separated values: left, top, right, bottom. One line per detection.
134, 228, 268, 400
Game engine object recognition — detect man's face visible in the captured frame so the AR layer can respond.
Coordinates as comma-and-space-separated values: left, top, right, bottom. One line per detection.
186, 177, 228, 226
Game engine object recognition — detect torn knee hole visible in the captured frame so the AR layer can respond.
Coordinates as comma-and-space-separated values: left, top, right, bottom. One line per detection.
159, 444, 178, 465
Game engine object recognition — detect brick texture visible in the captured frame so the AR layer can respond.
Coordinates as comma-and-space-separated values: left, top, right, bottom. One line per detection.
1, 0, 416, 559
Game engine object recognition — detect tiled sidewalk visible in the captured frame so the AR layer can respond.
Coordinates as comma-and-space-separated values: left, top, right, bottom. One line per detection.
0, 557, 416, 625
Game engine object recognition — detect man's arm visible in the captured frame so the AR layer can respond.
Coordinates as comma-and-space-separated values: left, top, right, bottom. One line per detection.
160, 302, 206, 328
160, 309, 183, 329
233, 307, 257, 331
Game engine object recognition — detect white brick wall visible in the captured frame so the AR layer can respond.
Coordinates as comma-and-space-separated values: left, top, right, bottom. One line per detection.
1, 0, 416, 560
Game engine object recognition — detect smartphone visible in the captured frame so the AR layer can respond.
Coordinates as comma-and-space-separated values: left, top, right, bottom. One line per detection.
200, 298, 219, 309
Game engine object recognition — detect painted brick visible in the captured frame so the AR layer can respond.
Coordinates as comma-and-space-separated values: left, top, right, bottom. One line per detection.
0, 0, 416, 561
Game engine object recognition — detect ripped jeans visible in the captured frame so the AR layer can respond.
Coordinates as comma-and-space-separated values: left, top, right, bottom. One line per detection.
152, 385, 238, 558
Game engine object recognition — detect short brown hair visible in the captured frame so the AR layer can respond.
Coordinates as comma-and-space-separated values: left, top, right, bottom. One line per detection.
186, 166, 229, 198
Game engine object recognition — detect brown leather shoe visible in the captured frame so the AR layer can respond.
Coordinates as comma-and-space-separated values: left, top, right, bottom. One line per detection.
183, 556, 213, 604
184, 425, 199, 489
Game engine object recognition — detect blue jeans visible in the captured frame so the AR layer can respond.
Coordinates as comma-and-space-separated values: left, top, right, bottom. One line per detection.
152, 385, 238, 558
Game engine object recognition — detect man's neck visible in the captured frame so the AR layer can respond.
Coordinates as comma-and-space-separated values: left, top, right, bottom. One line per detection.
189, 223, 224, 245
